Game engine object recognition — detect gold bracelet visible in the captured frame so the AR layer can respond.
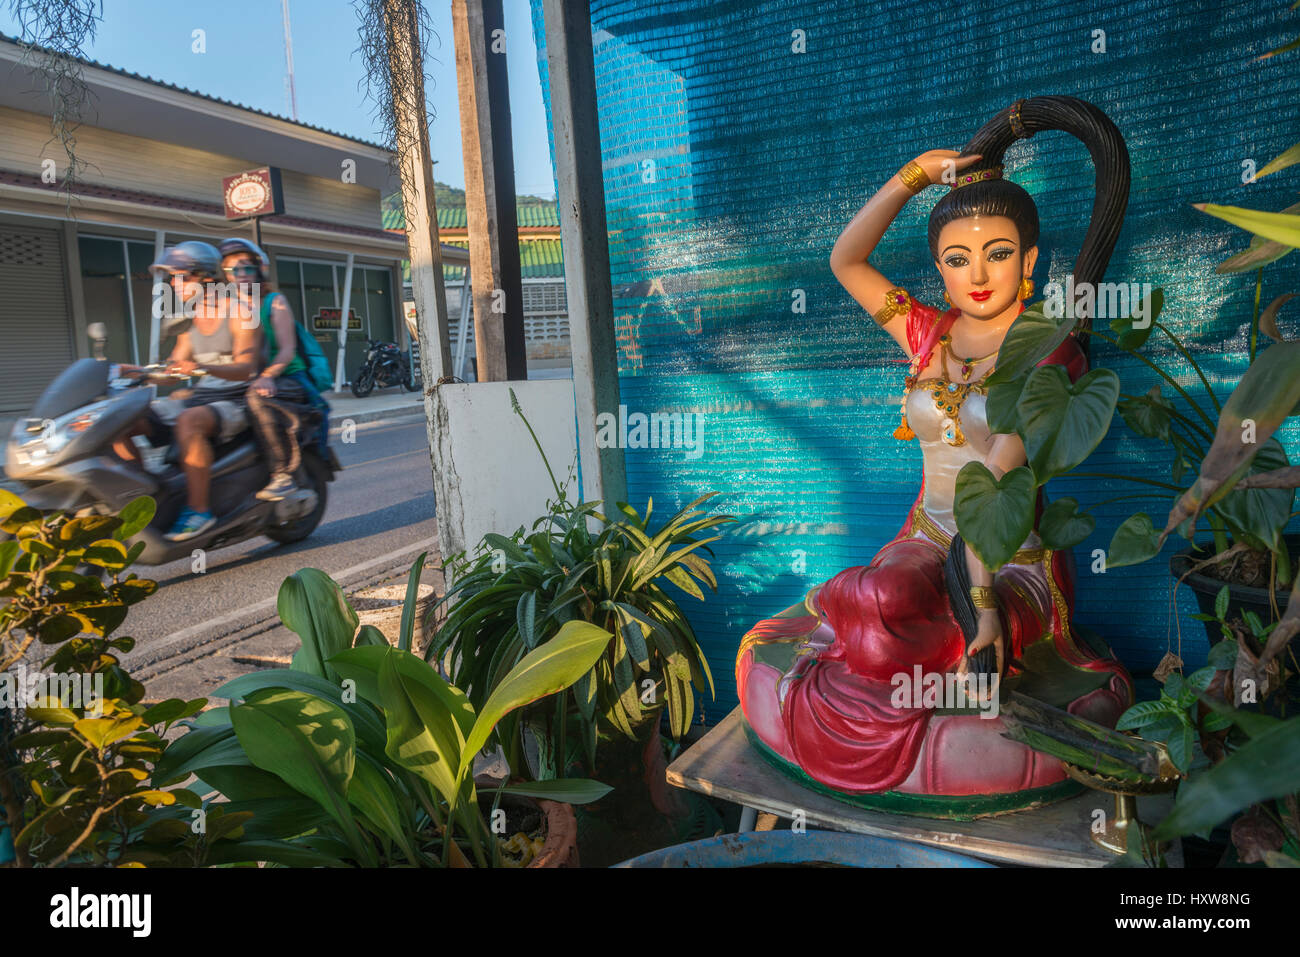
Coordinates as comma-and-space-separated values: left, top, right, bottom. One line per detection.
897, 161, 931, 195
970, 585, 999, 610
874, 287, 912, 327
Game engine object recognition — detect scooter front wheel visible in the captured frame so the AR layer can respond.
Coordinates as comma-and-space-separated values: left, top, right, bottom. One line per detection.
350, 367, 375, 398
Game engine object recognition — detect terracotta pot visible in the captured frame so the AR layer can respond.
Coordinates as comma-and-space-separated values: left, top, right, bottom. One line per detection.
529, 798, 580, 868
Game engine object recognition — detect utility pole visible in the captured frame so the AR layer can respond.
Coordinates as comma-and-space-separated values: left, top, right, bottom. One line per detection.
380, 0, 458, 555
282, 0, 299, 121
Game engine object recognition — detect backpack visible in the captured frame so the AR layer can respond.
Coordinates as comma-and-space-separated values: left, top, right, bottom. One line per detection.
261, 292, 333, 392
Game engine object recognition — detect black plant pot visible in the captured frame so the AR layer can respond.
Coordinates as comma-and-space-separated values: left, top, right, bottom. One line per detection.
1169, 535, 1297, 646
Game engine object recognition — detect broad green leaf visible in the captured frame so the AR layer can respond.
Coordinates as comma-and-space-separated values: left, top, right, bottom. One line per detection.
1107, 513, 1161, 569
516, 591, 538, 649
1214, 439, 1293, 554
1037, 497, 1095, 550
229, 688, 360, 843
1017, 366, 1120, 483
1195, 203, 1300, 248
194, 764, 302, 802
1117, 386, 1173, 442
488, 778, 613, 805
985, 301, 1077, 387
377, 646, 468, 808
1108, 288, 1162, 351
279, 568, 359, 682
985, 374, 1028, 435
348, 752, 417, 861
0, 539, 18, 578
1153, 716, 1300, 839
459, 620, 614, 781
398, 551, 427, 653
114, 496, 157, 541
953, 464, 1036, 571
0, 488, 24, 521
1163, 343, 1300, 539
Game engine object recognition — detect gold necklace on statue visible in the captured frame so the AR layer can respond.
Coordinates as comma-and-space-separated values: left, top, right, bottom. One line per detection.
927, 334, 997, 447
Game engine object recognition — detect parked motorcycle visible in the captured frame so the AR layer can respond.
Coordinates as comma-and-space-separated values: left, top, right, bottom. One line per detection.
3, 325, 341, 565
351, 338, 417, 398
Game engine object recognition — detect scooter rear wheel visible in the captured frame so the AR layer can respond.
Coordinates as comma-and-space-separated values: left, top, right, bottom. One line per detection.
264, 453, 329, 545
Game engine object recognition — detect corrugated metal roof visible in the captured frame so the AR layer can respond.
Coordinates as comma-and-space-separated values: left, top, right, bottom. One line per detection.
0, 32, 389, 152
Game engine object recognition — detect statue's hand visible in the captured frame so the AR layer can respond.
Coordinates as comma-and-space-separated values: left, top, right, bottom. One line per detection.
909, 150, 984, 188
957, 608, 1005, 681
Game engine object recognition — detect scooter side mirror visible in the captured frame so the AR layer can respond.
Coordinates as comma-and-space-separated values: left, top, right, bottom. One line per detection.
87, 322, 107, 360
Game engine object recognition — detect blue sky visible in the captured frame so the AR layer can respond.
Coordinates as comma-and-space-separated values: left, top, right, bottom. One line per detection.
0, 0, 557, 198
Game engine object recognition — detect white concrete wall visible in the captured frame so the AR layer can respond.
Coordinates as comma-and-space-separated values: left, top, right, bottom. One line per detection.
435, 379, 578, 560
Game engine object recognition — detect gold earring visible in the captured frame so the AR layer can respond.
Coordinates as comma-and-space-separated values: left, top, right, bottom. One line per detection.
943, 291, 952, 306
1018, 278, 1034, 301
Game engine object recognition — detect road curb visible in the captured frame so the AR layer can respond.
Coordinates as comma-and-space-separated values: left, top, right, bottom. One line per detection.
327, 400, 425, 428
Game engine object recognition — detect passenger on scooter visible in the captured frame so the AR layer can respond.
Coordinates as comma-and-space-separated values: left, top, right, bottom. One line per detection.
218, 238, 321, 503
129, 241, 262, 541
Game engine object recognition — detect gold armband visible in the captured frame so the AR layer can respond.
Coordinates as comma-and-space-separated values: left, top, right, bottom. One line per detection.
897, 161, 931, 195
875, 287, 912, 327
969, 586, 999, 610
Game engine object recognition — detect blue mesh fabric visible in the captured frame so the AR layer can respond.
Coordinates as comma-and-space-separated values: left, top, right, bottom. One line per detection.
528, 0, 1300, 720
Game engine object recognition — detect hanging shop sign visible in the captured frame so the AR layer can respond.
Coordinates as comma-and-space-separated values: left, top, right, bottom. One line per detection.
222, 167, 284, 220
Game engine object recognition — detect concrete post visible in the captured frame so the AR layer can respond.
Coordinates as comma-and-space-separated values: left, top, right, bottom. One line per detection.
333, 252, 356, 391
541, 0, 626, 506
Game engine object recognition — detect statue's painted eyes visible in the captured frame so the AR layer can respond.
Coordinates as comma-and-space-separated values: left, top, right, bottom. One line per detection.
987, 246, 1016, 262
943, 254, 969, 268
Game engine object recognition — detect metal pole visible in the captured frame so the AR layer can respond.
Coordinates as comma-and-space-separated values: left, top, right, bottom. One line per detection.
148, 229, 165, 362
455, 265, 472, 380
333, 251, 356, 392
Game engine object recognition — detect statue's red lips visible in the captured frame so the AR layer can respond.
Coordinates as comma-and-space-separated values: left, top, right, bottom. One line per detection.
969, 290, 993, 302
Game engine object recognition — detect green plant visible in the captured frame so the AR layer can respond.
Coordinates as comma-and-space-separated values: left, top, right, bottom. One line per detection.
165, 561, 615, 867
0, 490, 245, 867
427, 395, 733, 780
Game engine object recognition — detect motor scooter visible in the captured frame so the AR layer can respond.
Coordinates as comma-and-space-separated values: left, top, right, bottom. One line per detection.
3, 322, 340, 565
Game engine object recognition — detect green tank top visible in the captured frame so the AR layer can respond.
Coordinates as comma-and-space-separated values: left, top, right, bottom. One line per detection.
260, 292, 306, 377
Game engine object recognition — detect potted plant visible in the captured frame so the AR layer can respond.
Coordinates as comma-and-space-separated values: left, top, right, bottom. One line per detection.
426, 391, 733, 865
156, 561, 616, 867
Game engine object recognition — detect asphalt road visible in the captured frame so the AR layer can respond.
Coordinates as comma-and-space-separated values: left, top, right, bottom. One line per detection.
119, 413, 438, 671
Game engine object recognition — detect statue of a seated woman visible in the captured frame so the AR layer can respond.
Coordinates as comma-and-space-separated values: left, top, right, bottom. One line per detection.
736, 97, 1136, 817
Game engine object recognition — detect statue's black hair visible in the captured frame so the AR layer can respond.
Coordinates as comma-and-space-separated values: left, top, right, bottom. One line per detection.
927, 96, 1130, 332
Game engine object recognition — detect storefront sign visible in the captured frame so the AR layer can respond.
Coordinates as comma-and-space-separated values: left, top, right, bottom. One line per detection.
312, 307, 362, 332
222, 167, 284, 219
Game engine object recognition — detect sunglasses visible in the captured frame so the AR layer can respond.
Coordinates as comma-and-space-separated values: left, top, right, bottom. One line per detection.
225, 264, 261, 279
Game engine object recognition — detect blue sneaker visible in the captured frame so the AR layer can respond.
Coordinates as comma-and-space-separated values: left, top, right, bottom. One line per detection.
165, 507, 216, 541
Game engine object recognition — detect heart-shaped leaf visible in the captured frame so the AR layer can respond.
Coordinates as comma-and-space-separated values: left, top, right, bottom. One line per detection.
1108, 288, 1162, 352
1107, 513, 1161, 569
985, 375, 1028, 436
985, 302, 1077, 387
1038, 497, 1096, 550
1117, 385, 1173, 443
1017, 366, 1120, 483
953, 464, 1037, 571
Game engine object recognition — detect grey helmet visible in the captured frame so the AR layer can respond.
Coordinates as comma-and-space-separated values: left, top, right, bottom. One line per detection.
218, 237, 271, 282
149, 240, 222, 281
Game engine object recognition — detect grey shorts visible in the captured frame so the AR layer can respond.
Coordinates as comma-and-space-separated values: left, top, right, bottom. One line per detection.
149, 389, 249, 442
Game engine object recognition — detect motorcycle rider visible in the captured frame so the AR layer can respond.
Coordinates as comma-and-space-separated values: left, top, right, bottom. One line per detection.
128, 241, 262, 540
218, 238, 322, 502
